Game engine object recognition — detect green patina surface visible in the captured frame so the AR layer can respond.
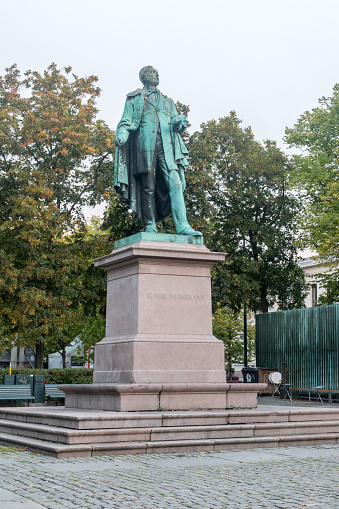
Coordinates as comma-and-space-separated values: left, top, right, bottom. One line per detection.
113, 66, 201, 237
114, 232, 204, 249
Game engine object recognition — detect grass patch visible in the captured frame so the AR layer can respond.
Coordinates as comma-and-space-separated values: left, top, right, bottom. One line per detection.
0, 444, 23, 453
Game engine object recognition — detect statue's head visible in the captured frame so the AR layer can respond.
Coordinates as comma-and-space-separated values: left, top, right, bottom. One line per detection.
139, 66, 159, 88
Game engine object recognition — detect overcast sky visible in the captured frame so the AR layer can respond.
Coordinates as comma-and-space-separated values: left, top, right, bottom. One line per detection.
2, 0, 338, 140
1, 0, 338, 216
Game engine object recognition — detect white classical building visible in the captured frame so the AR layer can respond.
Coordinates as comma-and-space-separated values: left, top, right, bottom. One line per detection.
298, 251, 334, 308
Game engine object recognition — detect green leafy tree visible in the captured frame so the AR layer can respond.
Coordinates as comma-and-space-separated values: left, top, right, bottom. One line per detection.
102, 193, 143, 240
75, 310, 106, 365
285, 84, 339, 303
104, 105, 307, 314
178, 103, 215, 236
0, 64, 114, 367
189, 113, 308, 313
212, 307, 255, 374
54, 218, 110, 368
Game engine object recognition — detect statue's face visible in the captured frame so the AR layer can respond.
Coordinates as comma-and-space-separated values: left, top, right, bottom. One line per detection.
143, 67, 159, 87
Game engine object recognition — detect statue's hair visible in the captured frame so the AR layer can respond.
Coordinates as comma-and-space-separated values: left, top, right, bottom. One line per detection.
139, 66, 156, 85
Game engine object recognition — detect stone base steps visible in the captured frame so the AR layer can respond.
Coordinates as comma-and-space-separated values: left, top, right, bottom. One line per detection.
0, 406, 339, 458
0, 430, 338, 459
1, 418, 339, 445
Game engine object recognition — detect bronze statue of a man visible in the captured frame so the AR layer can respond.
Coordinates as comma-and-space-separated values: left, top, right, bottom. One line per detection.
114, 66, 201, 235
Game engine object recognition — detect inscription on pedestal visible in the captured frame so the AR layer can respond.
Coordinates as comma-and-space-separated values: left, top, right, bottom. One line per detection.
146, 292, 205, 301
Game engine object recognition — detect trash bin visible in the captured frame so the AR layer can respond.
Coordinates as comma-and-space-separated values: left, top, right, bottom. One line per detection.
242, 367, 259, 383
33, 375, 45, 403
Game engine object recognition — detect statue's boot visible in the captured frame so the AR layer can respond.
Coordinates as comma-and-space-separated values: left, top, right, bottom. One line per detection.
144, 225, 157, 233
166, 170, 203, 236
178, 227, 202, 236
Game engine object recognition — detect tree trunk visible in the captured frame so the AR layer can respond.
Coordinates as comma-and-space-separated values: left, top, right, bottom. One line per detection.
62, 349, 66, 369
35, 341, 44, 369
260, 286, 269, 313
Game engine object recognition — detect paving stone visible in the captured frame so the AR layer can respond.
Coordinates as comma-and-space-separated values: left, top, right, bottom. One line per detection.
1, 444, 339, 507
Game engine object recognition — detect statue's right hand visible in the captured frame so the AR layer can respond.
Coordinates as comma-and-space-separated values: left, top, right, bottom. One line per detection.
114, 135, 128, 147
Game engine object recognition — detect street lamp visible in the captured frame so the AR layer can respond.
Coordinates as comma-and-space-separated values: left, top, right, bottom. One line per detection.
244, 301, 248, 367
243, 236, 248, 367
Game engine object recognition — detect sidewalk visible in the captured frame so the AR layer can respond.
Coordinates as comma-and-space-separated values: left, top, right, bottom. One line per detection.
0, 487, 45, 508
0, 398, 339, 509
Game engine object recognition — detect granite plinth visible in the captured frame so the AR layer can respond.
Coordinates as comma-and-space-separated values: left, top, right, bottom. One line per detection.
59, 383, 267, 412
92, 238, 226, 386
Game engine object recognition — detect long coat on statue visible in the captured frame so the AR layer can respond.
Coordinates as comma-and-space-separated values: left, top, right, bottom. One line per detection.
114, 88, 189, 222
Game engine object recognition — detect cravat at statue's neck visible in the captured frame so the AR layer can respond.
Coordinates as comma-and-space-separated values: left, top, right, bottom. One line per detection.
144, 86, 160, 95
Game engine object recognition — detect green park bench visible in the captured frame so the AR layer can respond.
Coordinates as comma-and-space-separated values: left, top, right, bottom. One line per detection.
0, 385, 35, 406
45, 384, 65, 405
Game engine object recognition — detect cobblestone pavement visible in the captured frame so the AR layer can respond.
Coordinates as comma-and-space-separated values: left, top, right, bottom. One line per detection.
0, 444, 339, 508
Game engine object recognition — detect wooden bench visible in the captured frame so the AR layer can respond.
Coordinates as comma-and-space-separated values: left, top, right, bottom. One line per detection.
45, 384, 65, 406
292, 387, 339, 404
0, 385, 35, 406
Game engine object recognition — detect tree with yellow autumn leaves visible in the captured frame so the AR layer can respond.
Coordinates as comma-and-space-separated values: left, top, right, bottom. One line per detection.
0, 64, 114, 367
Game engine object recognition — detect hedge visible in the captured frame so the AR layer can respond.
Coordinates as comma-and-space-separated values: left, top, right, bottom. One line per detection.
0, 368, 93, 385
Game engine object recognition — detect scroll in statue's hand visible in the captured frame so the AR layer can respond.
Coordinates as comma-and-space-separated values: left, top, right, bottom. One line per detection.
171, 115, 188, 132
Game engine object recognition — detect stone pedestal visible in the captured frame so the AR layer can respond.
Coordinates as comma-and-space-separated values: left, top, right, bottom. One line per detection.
93, 233, 226, 386
61, 233, 265, 411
